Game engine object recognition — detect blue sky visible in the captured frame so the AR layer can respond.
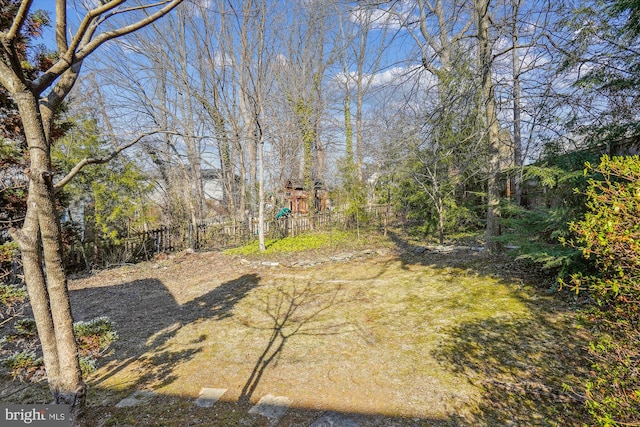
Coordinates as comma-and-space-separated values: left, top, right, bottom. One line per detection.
32, 0, 57, 48
22, 1, 586, 173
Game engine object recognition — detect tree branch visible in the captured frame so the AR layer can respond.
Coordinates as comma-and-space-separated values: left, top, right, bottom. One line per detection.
112, 1, 176, 15
40, 63, 82, 136
8, 226, 34, 251
53, 130, 181, 191
66, 1, 127, 57
31, 0, 184, 94
76, 0, 184, 58
5, 0, 33, 42
491, 40, 537, 62
56, 0, 68, 54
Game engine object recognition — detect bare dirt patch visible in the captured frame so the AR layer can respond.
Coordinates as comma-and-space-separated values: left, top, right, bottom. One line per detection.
6, 236, 593, 426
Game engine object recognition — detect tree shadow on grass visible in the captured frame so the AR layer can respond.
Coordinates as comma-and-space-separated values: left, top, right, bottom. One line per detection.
432, 316, 591, 426
236, 280, 355, 405
385, 229, 492, 271
69, 273, 260, 393
386, 229, 592, 425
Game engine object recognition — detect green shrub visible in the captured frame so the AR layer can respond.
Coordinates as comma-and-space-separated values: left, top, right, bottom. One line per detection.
498, 156, 594, 279
576, 307, 640, 426
560, 155, 640, 426
14, 318, 37, 337
78, 356, 97, 378
561, 155, 640, 306
3, 350, 44, 382
74, 316, 118, 362
0, 242, 19, 281
499, 201, 582, 274
1, 316, 118, 381
0, 283, 28, 313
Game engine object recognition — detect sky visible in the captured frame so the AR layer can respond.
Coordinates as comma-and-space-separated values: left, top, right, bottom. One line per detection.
22, 1, 590, 175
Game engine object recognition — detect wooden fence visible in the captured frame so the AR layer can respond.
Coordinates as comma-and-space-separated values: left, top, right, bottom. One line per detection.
64, 205, 390, 271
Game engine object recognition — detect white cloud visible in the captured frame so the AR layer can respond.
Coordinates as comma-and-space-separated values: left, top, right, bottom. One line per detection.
182, 0, 214, 18
348, 0, 424, 31
349, 7, 404, 30
368, 66, 413, 87
335, 66, 412, 88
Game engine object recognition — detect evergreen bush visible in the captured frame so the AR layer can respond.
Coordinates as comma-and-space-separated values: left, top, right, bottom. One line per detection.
0, 313, 118, 381
560, 155, 640, 426
561, 155, 640, 306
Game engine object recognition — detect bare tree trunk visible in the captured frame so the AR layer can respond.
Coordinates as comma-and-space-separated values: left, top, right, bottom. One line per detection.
236, 135, 248, 225
190, 10, 237, 221
302, 115, 314, 197
437, 196, 445, 245
177, 11, 205, 227
0, 3, 184, 424
239, 87, 256, 213
12, 89, 85, 417
11, 206, 60, 389
476, 0, 502, 252
355, 87, 364, 182
511, 0, 523, 205
156, 69, 179, 224
345, 2, 393, 183
344, 93, 354, 163
258, 139, 266, 251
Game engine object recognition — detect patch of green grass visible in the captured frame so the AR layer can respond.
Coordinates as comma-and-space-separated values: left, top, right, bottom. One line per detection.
224, 230, 353, 255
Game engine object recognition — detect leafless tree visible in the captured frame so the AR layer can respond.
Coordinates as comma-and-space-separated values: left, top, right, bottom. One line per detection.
339, 1, 395, 181
273, 0, 340, 195
0, 1, 184, 422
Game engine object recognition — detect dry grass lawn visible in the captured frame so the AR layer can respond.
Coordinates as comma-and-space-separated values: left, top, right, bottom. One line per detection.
8, 233, 593, 426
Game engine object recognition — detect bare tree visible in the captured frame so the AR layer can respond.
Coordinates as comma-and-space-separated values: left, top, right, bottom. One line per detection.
0, 1, 183, 421
487, 0, 560, 204
381, 0, 486, 242
214, 0, 272, 248
340, 1, 395, 181
511, 0, 524, 203
274, 0, 339, 196
188, 8, 240, 223
475, 0, 503, 251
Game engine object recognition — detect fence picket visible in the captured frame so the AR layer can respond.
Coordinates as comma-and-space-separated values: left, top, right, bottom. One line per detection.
63, 206, 390, 272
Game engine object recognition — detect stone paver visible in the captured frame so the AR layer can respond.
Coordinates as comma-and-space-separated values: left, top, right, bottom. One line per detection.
116, 387, 297, 424
248, 394, 292, 421
309, 411, 360, 427
195, 387, 228, 408
115, 390, 156, 408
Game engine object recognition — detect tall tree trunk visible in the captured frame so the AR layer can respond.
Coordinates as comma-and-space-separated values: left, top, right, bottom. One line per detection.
344, 93, 354, 163
13, 89, 85, 417
354, 29, 363, 182
235, 134, 247, 225
437, 195, 445, 245
178, 11, 204, 227
511, 0, 523, 205
476, 0, 502, 252
312, 68, 324, 186
258, 139, 266, 251
294, 98, 316, 198
303, 123, 314, 200
11, 206, 60, 390
355, 87, 364, 182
